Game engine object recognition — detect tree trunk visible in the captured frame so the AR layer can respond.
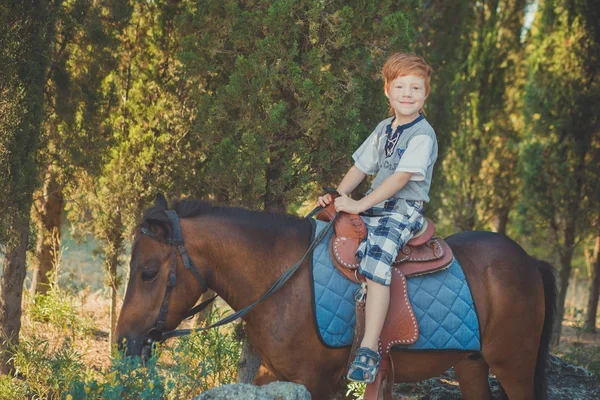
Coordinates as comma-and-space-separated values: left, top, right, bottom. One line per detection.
31, 172, 64, 294
552, 249, 575, 346
235, 330, 262, 383
106, 210, 124, 350
0, 0, 59, 375
492, 208, 509, 235
192, 289, 216, 327
584, 235, 600, 332
0, 220, 30, 374
264, 157, 287, 213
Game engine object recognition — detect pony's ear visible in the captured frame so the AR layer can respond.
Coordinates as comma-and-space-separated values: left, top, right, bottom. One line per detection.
155, 193, 168, 210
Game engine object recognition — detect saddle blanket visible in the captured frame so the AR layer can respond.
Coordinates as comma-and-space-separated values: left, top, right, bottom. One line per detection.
309, 219, 481, 351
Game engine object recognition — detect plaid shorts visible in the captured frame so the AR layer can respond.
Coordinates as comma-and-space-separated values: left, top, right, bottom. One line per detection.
355, 199, 425, 286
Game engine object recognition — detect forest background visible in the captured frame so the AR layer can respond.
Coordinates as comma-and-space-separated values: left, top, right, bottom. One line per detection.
1, 0, 599, 398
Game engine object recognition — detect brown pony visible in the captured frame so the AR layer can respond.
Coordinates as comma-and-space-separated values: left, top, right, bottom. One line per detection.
116, 197, 556, 400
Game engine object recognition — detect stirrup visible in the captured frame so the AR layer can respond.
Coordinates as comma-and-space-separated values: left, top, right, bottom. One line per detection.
347, 347, 381, 384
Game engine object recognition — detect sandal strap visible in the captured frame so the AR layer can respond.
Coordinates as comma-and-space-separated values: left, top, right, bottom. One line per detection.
354, 347, 381, 362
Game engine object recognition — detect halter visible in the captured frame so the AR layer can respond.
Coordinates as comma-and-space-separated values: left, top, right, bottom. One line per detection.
139, 205, 337, 344
140, 210, 212, 341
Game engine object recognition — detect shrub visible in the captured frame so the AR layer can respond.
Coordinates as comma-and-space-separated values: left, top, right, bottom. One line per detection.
27, 286, 96, 337
5, 335, 86, 399
65, 306, 242, 399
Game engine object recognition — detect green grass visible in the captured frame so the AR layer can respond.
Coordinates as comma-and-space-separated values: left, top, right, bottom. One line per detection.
2, 285, 242, 400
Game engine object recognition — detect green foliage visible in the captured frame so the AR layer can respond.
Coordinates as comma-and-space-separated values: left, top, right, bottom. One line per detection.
346, 381, 366, 399
4, 288, 241, 399
517, 0, 600, 325
0, 374, 27, 400
563, 345, 600, 380
27, 286, 96, 338
422, 0, 528, 232
180, 0, 416, 210
519, 0, 600, 243
8, 336, 86, 399
0, 0, 57, 246
66, 307, 242, 399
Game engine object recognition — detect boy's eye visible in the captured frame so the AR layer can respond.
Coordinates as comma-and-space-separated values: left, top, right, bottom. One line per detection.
412, 87, 421, 90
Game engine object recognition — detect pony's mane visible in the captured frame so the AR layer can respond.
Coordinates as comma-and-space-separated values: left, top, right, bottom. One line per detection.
140, 198, 310, 235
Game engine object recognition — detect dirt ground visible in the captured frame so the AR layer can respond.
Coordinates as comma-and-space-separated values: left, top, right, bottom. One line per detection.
557, 319, 600, 348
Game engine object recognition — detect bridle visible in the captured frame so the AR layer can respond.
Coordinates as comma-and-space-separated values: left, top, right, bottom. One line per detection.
139, 210, 213, 343
138, 206, 337, 346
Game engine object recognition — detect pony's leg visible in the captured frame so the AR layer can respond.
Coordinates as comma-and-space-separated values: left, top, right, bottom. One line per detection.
488, 363, 536, 400
453, 358, 492, 400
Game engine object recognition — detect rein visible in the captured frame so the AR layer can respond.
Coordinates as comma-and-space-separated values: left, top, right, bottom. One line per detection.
140, 206, 337, 343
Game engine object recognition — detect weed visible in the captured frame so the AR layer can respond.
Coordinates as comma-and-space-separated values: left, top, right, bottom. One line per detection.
346, 381, 366, 399
65, 306, 242, 399
563, 344, 600, 379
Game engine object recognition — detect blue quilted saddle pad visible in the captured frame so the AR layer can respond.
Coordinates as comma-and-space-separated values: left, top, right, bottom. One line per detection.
309, 219, 481, 351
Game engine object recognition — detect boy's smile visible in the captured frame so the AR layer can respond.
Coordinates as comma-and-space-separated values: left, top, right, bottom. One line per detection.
385, 75, 427, 125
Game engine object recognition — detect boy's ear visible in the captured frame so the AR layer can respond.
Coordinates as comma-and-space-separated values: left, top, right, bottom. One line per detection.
155, 193, 168, 210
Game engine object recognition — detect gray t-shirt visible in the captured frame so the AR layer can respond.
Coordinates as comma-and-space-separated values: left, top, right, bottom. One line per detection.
352, 115, 438, 207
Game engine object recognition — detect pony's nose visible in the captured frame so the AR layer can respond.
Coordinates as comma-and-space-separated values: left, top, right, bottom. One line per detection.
117, 334, 145, 357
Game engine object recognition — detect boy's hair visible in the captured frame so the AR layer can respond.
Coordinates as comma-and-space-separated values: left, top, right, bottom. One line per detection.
382, 53, 433, 114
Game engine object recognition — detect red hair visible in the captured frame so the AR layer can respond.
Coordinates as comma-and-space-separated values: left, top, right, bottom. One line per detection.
382, 53, 433, 97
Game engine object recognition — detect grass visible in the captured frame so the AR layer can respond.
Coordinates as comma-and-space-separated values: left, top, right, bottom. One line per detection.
1, 286, 242, 400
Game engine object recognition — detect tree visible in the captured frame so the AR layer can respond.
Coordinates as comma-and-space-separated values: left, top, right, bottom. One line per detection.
31, 0, 130, 294
584, 232, 600, 332
520, 0, 600, 343
420, 0, 529, 233
178, 0, 416, 211
0, 0, 59, 374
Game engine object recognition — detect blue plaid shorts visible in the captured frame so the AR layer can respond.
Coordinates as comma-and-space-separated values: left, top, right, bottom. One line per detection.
355, 199, 425, 286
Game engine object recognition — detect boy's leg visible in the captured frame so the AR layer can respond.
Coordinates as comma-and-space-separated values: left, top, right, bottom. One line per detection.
360, 278, 390, 352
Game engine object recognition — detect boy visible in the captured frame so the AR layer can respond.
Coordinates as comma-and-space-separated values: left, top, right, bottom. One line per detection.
317, 53, 437, 383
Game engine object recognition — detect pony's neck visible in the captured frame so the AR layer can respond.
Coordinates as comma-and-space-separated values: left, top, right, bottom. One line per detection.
186, 213, 311, 311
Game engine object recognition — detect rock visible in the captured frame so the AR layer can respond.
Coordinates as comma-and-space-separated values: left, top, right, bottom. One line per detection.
194, 356, 598, 400
194, 382, 311, 400
391, 355, 599, 400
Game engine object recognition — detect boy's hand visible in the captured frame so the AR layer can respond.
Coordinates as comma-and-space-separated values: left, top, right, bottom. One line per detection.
334, 193, 364, 214
317, 193, 333, 208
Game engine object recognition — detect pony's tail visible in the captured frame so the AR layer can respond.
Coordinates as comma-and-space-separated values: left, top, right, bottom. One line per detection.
534, 259, 557, 400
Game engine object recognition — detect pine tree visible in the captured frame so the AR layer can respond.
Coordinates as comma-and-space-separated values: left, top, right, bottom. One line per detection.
520, 0, 600, 343
422, 0, 529, 233
0, 0, 59, 374
31, 0, 130, 294
178, 0, 416, 211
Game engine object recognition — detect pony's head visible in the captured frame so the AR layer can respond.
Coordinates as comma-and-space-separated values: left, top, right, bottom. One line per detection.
115, 194, 209, 358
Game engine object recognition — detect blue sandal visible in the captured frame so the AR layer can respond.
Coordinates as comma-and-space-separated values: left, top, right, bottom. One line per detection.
347, 347, 381, 383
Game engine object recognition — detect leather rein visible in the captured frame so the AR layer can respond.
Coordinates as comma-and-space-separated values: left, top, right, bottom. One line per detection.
139, 207, 337, 345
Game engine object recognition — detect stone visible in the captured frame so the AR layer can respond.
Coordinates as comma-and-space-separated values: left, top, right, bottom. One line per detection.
194, 382, 311, 400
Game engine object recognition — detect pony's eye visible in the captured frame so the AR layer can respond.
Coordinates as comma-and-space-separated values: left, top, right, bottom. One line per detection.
141, 268, 159, 282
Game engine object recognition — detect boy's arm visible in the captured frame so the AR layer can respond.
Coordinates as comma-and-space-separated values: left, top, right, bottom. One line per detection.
336, 165, 367, 195
334, 171, 413, 214
317, 165, 366, 207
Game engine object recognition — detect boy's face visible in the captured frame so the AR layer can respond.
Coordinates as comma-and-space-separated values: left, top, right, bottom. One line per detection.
385, 75, 428, 123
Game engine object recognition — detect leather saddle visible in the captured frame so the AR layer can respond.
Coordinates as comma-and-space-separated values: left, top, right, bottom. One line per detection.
316, 197, 453, 338
315, 199, 454, 284
315, 193, 455, 400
